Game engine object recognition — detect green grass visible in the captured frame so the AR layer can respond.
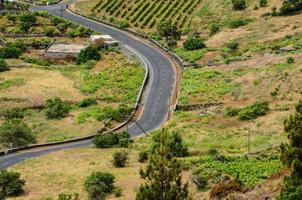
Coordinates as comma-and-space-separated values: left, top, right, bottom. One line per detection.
173, 48, 208, 63
180, 68, 241, 104
0, 77, 26, 90
81, 63, 144, 104
191, 155, 283, 187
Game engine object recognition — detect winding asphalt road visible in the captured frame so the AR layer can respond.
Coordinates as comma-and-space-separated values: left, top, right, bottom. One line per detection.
0, 1, 177, 169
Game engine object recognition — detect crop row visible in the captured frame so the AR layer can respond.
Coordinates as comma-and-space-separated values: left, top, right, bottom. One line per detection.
91, 0, 201, 29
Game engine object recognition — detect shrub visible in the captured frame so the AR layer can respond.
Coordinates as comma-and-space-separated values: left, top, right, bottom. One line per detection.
84, 172, 115, 200
209, 22, 221, 35
43, 27, 60, 37
57, 193, 79, 200
92, 132, 131, 148
226, 41, 239, 51
238, 101, 269, 121
150, 131, 188, 157
0, 170, 25, 197
259, 0, 268, 7
224, 107, 241, 117
113, 187, 122, 197
112, 150, 128, 168
45, 97, 70, 119
0, 47, 22, 59
138, 150, 149, 163
0, 108, 25, 119
166, 38, 177, 48
231, 0, 247, 10
19, 12, 37, 24
157, 20, 180, 40
227, 18, 249, 28
0, 59, 10, 72
279, 185, 302, 200
287, 56, 295, 64
76, 97, 97, 108
0, 119, 36, 148
97, 105, 132, 122
183, 36, 206, 50
76, 46, 101, 65
280, 0, 302, 15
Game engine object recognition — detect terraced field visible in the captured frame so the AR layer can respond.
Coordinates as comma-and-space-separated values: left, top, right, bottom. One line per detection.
89, 0, 202, 29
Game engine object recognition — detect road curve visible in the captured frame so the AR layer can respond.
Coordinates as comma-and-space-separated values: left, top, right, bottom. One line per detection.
0, 1, 177, 169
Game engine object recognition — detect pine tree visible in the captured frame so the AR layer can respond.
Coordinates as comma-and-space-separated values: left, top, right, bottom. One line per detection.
279, 101, 302, 199
136, 130, 190, 200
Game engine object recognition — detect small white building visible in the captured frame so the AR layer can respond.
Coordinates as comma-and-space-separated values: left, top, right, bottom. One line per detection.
44, 43, 88, 59
90, 35, 119, 47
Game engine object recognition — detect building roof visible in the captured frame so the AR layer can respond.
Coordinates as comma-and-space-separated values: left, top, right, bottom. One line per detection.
46, 43, 87, 54
90, 35, 114, 42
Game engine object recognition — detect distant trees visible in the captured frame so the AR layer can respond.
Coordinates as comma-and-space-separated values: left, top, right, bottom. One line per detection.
279, 101, 302, 200
0, 170, 25, 198
231, 0, 247, 10
136, 130, 190, 200
0, 119, 36, 148
76, 46, 101, 65
45, 97, 70, 119
157, 20, 181, 48
183, 36, 206, 50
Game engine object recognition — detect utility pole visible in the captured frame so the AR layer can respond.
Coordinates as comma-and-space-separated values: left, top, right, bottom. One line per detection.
248, 122, 251, 155
60, 5, 63, 18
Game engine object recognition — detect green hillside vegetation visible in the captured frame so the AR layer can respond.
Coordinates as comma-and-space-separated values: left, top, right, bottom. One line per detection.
5, 0, 302, 199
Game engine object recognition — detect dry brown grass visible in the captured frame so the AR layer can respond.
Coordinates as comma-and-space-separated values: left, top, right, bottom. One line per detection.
8, 147, 198, 200
0, 67, 85, 109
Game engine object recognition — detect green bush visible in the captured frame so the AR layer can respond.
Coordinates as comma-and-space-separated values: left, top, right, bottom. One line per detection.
45, 97, 70, 119
0, 119, 36, 148
0, 108, 25, 119
92, 132, 131, 148
183, 36, 206, 50
76, 46, 101, 65
84, 172, 115, 200
112, 150, 128, 168
0, 47, 22, 59
287, 56, 295, 64
57, 193, 79, 200
226, 41, 239, 51
43, 27, 60, 37
231, 0, 247, 10
227, 18, 249, 29
138, 150, 149, 163
150, 131, 188, 157
113, 187, 122, 197
224, 107, 241, 117
0, 170, 25, 197
279, 185, 302, 200
76, 97, 97, 108
259, 0, 268, 7
19, 13, 37, 24
0, 59, 10, 72
157, 20, 180, 40
280, 0, 302, 15
209, 22, 221, 35
238, 101, 269, 121
97, 105, 132, 122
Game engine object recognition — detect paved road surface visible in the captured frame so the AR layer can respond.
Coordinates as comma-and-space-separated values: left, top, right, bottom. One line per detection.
0, 1, 176, 169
